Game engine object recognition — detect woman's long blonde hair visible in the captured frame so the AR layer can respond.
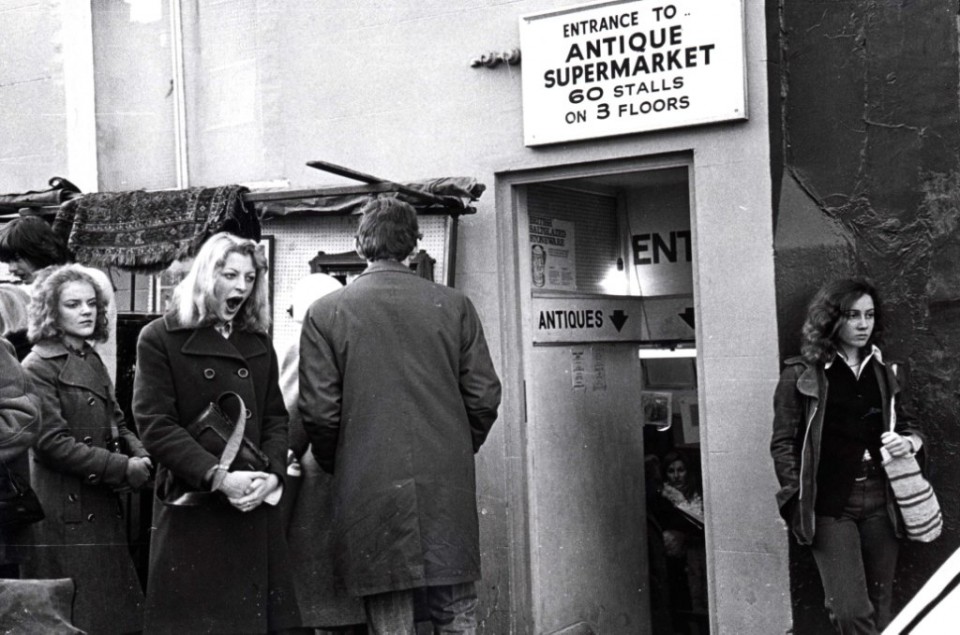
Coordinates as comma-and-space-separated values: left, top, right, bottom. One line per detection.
172, 232, 270, 333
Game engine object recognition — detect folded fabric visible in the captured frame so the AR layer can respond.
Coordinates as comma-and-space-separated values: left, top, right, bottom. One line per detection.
0, 176, 81, 213
0, 578, 84, 634
881, 447, 942, 542
257, 176, 486, 219
54, 185, 260, 272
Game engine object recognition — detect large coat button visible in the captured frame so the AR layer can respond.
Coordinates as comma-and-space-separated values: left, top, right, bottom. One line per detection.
244, 409, 252, 420
68, 493, 78, 502
86, 513, 95, 522
204, 368, 216, 379
83, 436, 93, 445
87, 473, 97, 483
237, 368, 249, 378
87, 397, 96, 406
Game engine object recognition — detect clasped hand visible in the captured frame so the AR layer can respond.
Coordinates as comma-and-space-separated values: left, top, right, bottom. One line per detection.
218, 470, 280, 512
116, 456, 153, 493
881, 431, 915, 458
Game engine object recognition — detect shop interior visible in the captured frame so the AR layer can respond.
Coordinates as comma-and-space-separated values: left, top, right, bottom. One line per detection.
519, 164, 706, 634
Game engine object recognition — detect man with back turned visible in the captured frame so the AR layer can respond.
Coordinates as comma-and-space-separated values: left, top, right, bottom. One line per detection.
299, 197, 502, 634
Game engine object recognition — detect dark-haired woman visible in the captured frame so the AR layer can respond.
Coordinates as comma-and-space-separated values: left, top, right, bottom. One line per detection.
771, 279, 923, 634
0, 216, 118, 379
133, 232, 299, 634
659, 450, 707, 618
21, 264, 150, 634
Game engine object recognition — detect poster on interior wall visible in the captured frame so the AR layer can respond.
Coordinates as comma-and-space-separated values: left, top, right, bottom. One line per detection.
569, 346, 608, 391
530, 216, 577, 290
519, 0, 747, 146
678, 393, 700, 445
641, 390, 672, 429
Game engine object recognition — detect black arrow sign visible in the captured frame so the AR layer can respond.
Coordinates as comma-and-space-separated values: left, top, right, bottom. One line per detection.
611, 309, 628, 332
679, 307, 695, 330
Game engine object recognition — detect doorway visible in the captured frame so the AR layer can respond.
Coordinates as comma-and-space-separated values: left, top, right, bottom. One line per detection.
500, 158, 707, 634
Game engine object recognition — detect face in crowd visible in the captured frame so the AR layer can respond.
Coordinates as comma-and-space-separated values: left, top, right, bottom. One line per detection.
665, 459, 688, 490
58, 280, 98, 348
212, 251, 256, 324
836, 293, 875, 355
6, 256, 40, 284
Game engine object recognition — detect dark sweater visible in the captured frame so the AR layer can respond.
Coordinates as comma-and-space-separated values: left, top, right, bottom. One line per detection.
815, 359, 885, 517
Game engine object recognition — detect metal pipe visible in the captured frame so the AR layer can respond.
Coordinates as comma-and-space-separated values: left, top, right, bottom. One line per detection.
169, 0, 189, 188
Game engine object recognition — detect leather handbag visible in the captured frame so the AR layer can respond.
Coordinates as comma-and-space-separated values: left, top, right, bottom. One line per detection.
184, 392, 269, 472
0, 458, 45, 530
882, 365, 942, 543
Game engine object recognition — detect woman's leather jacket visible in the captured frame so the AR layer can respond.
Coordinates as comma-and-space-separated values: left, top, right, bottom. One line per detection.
770, 351, 923, 545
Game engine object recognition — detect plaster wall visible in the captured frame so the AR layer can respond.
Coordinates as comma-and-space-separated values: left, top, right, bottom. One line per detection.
0, 0, 68, 191
775, 1, 960, 632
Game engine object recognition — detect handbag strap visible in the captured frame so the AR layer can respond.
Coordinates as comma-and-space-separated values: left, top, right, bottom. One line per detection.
889, 363, 897, 433
217, 392, 248, 469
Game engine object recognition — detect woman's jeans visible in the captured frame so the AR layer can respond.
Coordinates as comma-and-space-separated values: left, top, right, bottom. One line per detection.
811, 470, 899, 635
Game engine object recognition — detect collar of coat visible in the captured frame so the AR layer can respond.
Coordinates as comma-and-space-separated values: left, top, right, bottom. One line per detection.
31, 339, 109, 399
359, 259, 417, 278
162, 311, 269, 361
783, 346, 889, 399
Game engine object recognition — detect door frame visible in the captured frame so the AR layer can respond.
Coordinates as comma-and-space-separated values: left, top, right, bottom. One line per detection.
495, 152, 699, 633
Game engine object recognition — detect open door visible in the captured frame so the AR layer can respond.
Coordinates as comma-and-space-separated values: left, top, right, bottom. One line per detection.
515, 165, 705, 634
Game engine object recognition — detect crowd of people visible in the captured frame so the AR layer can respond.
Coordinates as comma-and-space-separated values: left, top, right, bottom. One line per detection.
0, 198, 502, 635
0, 199, 933, 635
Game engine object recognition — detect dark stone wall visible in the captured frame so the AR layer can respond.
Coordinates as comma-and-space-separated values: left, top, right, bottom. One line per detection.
771, 1, 960, 632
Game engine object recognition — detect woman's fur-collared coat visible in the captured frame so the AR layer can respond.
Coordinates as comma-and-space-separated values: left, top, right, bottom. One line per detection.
133, 313, 300, 634
21, 340, 147, 635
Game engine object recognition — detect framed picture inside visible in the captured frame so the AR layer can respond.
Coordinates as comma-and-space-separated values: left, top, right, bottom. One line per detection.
259, 235, 275, 323
677, 392, 700, 446
641, 391, 673, 430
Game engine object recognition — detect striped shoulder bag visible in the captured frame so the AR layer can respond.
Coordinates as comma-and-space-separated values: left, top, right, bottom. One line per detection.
881, 364, 942, 543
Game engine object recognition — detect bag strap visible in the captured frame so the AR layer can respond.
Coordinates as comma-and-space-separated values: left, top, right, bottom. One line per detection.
217, 392, 247, 469
169, 392, 249, 504
890, 363, 897, 433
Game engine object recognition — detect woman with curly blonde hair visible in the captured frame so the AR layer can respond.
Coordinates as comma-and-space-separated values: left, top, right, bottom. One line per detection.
771, 278, 924, 634
133, 232, 300, 633
20, 264, 151, 635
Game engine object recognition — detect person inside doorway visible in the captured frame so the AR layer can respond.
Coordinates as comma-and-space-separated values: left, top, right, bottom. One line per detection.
660, 450, 707, 623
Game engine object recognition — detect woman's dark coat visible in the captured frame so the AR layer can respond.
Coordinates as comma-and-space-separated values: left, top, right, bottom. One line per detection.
299, 260, 502, 597
21, 341, 147, 635
133, 313, 299, 634
770, 352, 924, 545
0, 337, 38, 570
281, 342, 365, 627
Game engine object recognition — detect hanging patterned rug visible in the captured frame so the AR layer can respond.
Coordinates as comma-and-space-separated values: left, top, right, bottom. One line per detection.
54, 185, 260, 273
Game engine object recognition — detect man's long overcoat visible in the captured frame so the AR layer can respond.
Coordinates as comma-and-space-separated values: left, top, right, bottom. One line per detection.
299, 260, 502, 597
133, 314, 300, 634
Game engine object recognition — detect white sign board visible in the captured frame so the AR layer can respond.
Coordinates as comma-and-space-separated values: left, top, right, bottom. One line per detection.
532, 294, 694, 344
519, 0, 747, 146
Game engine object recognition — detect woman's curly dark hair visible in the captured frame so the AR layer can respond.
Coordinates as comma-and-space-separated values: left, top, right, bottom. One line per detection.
27, 264, 110, 343
800, 278, 883, 364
